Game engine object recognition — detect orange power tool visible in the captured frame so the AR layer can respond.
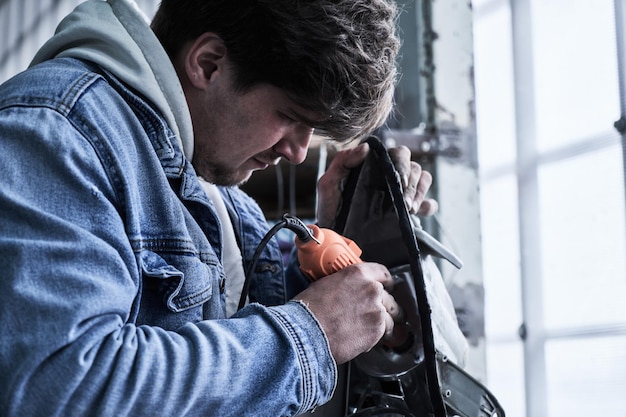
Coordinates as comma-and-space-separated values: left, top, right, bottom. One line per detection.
294, 222, 406, 349
294, 224, 363, 281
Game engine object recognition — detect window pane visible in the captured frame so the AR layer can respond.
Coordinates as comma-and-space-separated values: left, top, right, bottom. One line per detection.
474, 1, 517, 171
485, 341, 526, 417
538, 145, 626, 329
480, 175, 523, 336
531, 0, 620, 151
546, 336, 626, 416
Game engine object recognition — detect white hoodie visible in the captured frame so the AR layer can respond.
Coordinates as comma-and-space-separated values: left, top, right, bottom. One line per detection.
31, 0, 195, 161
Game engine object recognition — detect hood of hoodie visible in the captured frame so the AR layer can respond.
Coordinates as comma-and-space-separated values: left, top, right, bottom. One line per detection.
30, 0, 194, 161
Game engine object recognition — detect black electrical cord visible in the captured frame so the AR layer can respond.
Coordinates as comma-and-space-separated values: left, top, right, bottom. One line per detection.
237, 214, 314, 311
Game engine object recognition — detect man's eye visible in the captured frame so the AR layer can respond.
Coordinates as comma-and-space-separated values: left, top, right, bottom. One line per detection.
280, 113, 298, 123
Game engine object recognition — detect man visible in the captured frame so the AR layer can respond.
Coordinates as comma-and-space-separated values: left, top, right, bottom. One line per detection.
0, 0, 437, 415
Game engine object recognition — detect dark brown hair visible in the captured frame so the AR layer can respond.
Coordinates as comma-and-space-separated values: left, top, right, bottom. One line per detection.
152, 0, 400, 142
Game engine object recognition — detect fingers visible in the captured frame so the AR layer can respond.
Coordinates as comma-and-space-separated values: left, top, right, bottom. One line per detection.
325, 263, 398, 339
316, 142, 370, 228
388, 145, 438, 216
334, 142, 370, 172
319, 142, 438, 226
417, 197, 439, 216
383, 310, 395, 338
404, 162, 428, 211
368, 262, 394, 290
388, 145, 412, 188
381, 285, 407, 344
294, 262, 401, 363
366, 265, 400, 338
321, 143, 370, 183
381, 290, 401, 321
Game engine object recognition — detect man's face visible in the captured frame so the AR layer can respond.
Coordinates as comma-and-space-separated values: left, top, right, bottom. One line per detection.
189, 63, 317, 186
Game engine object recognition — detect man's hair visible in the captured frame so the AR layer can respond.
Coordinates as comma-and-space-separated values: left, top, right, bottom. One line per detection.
151, 0, 400, 142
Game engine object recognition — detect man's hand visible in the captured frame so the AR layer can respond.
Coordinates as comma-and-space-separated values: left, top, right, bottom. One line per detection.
387, 145, 439, 216
293, 263, 399, 364
316, 143, 438, 228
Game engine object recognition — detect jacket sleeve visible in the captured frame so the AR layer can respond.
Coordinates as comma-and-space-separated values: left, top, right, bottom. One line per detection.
0, 97, 335, 416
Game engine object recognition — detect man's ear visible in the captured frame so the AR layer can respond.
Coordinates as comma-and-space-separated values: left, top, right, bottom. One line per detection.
184, 32, 227, 89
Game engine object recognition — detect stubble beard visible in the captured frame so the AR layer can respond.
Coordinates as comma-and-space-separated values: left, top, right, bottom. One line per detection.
212, 168, 252, 187
193, 156, 252, 187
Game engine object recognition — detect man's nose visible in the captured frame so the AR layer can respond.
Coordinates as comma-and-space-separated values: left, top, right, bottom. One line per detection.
273, 125, 313, 165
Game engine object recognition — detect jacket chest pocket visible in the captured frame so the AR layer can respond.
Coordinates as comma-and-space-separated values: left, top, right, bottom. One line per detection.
136, 249, 224, 330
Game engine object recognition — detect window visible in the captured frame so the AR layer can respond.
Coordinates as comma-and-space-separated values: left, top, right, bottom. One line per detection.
473, 0, 626, 416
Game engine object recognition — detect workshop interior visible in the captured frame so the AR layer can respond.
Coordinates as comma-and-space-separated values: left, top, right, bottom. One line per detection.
1, 0, 625, 416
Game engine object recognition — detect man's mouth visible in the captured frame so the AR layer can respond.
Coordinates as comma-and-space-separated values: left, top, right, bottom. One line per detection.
253, 157, 281, 169
250, 158, 270, 171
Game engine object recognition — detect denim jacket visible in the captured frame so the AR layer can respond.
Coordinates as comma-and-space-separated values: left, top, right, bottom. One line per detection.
0, 57, 335, 416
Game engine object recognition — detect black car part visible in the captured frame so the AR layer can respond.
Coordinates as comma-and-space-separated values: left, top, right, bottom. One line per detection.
324, 136, 505, 417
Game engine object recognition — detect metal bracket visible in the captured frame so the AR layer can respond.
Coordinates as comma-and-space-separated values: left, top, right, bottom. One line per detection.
614, 115, 626, 134
380, 122, 465, 159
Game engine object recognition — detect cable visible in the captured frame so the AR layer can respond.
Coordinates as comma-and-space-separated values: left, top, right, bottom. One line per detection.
237, 214, 315, 311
